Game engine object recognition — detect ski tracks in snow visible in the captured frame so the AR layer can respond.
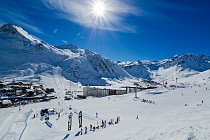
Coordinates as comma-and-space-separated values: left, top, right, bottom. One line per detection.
0, 110, 18, 140
53, 67, 65, 94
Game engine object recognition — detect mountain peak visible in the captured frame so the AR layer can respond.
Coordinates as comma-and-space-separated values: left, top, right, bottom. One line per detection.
0, 24, 23, 35
0, 23, 36, 42
160, 53, 210, 71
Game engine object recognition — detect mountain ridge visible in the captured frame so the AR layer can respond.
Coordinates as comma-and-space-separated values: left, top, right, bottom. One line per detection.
0, 24, 130, 86
0, 23, 210, 85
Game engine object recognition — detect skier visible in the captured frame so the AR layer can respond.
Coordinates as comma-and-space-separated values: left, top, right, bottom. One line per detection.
104, 120, 106, 128
116, 117, 118, 124
111, 119, 113, 124
96, 112, 98, 118
110, 119, 113, 125
58, 112, 60, 118
202, 100, 204, 104
85, 126, 87, 134
81, 128, 83, 135
96, 121, 99, 129
136, 115, 139, 120
90, 124, 92, 131
101, 120, 104, 128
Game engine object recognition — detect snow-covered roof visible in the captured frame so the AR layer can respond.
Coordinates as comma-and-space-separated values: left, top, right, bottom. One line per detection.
3, 87, 13, 91
2, 100, 12, 105
26, 89, 34, 92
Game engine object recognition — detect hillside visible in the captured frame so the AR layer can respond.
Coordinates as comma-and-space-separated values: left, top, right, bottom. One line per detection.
0, 68, 210, 140
0, 24, 210, 86
118, 61, 151, 80
0, 24, 130, 86
120, 54, 210, 82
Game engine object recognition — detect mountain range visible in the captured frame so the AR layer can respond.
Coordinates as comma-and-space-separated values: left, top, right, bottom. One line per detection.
0, 24, 210, 86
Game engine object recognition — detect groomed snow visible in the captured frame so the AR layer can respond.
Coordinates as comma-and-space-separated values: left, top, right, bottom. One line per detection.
0, 70, 210, 140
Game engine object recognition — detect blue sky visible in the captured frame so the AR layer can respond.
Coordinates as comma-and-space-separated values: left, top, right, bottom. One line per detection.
0, 0, 210, 61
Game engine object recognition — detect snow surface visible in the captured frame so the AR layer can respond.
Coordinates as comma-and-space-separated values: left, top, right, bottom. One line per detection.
1, 24, 210, 86
0, 69, 210, 140
1, 23, 210, 140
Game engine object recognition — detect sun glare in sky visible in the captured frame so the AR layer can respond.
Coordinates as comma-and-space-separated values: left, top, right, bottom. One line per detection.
92, 1, 106, 17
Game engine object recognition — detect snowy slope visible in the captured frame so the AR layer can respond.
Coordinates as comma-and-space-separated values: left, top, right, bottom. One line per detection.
149, 54, 210, 83
1, 23, 210, 140
0, 23, 210, 86
57, 45, 131, 85
119, 60, 151, 79
120, 54, 210, 82
159, 54, 210, 72
0, 70, 210, 140
0, 24, 130, 86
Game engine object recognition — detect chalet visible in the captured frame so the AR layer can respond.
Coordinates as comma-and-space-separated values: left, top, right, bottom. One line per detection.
1, 87, 14, 93
26, 89, 35, 96
0, 80, 57, 108
16, 90, 23, 96
6, 92, 15, 96
46, 88, 55, 94
0, 83, 6, 88
33, 85, 43, 89
1, 100, 12, 108
35, 88, 45, 95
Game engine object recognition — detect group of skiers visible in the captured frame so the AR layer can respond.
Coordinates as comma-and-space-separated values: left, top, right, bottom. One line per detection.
185, 100, 204, 107
107, 116, 120, 125
81, 116, 120, 135
140, 98, 155, 105
66, 108, 121, 136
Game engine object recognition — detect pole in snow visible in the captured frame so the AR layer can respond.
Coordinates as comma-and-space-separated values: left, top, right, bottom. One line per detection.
68, 112, 73, 131
78, 111, 82, 128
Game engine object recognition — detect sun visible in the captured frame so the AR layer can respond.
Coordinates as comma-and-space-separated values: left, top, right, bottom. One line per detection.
92, 0, 106, 17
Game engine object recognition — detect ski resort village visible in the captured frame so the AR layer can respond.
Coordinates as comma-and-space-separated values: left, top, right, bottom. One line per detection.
1, 0, 210, 139
0, 23, 210, 140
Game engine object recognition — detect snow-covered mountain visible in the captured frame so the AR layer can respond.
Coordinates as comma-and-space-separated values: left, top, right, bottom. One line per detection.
0, 24, 130, 86
120, 54, 210, 81
0, 24, 210, 86
159, 54, 210, 71
56, 44, 131, 85
118, 60, 151, 80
